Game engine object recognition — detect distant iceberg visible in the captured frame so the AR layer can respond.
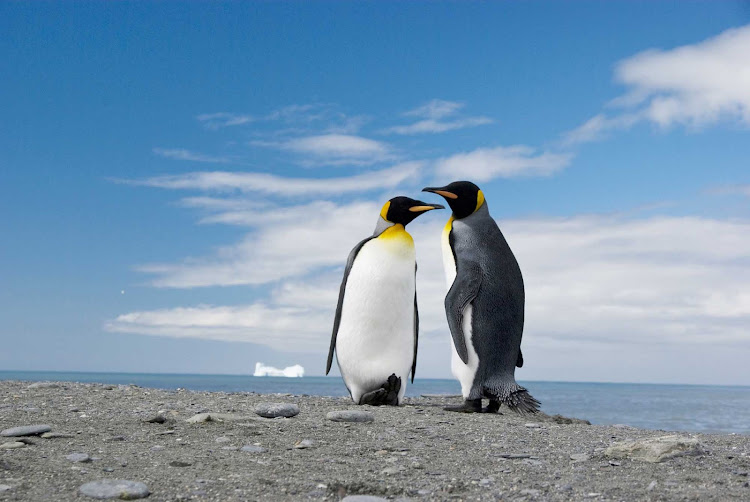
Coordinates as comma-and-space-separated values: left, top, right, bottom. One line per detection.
253, 362, 305, 378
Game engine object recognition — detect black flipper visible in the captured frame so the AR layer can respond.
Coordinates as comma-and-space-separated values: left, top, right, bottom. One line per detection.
516, 350, 524, 368
411, 264, 418, 384
326, 236, 376, 375
444, 398, 482, 413
444, 259, 482, 364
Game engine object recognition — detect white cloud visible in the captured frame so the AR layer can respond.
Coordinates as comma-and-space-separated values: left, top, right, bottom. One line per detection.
153, 148, 231, 164
384, 99, 493, 135
614, 24, 750, 128
562, 24, 750, 145
196, 112, 255, 129
434, 145, 573, 181
136, 200, 382, 288
252, 133, 393, 165
129, 161, 423, 196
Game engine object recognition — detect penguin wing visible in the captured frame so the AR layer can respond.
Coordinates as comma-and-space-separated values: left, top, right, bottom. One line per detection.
411, 264, 418, 383
444, 259, 483, 365
326, 236, 376, 375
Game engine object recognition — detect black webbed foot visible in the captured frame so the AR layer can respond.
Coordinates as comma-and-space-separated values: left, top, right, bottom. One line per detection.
359, 388, 387, 405
483, 399, 501, 413
359, 373, 402, 406
444, 398, 482, 413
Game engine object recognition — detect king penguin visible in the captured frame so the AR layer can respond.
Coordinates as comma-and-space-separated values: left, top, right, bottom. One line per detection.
422, 181, 540, 414
326, 196, 444, 405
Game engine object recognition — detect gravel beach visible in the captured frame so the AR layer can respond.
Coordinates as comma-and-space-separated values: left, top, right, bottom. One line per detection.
1, 380, 748, 501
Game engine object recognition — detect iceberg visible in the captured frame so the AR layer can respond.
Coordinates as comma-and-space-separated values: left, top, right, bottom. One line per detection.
253, 362, 305, 378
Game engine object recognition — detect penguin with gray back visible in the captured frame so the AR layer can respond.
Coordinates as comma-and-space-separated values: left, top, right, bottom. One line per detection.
326, 196, 443, 406
423, 181, 539, 414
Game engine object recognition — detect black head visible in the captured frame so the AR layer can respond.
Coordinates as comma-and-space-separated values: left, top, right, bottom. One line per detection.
422, 181, 485, 219
380, 196, 444, 226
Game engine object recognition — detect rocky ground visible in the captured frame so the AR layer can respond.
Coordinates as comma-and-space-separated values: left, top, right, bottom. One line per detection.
1, 380, 749, 501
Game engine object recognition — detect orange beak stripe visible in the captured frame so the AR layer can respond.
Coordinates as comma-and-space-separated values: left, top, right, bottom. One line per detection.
433, 190, 458, 199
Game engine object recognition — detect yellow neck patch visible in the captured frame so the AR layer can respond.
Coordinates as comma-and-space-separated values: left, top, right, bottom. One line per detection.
475, 190, 485, 212
378, 223, 413, 245
379, 201, 391, 221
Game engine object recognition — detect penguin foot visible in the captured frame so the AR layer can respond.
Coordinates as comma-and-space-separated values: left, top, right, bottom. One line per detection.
359, 374, 402, 406
382, 373, 401, 406
444, 399, 482, 413
360, 388, 387, 405
483, 400, 501, 413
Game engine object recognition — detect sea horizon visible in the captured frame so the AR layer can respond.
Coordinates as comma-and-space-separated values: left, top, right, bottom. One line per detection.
2, 369, 749, 436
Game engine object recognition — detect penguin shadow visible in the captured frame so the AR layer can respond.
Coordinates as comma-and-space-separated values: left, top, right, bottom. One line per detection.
359, 374, 401, 406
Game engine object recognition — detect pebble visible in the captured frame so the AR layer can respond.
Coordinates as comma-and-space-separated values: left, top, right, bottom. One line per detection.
215, 436, 231, 443
169, 460, 192, 467
254, 402, 300, 419
27, 382, 60, 389
79, 479, 150, 500
497, 453, 531, 459
151, 445, 165, 451
41, 432, 74, 439
520, 489, 541, 496
570, 453, 590, 462
341, 496, 388, 502
0, 442, 25, 450
0, 484, 11, 492
1, 424, 52, 437
647, 480, 658, 491
146, 414, 167, 424
185, 412, 258, 423
241, 445, 268, 453
326, 410, 375, 423
67, 453, 92, 463
605, 435, 704, 463
525, 423, 542, 429
294, 439, 314, 449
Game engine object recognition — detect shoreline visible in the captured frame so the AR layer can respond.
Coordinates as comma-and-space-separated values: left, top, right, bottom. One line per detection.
1, 379, 749, 501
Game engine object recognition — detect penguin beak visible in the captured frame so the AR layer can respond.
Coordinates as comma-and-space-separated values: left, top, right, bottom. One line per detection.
408, 201, 445, 212
422, 186, 458, 200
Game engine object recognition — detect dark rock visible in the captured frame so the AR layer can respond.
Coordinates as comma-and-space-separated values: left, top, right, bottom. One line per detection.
551, 414, 591, 425
169, 460, 192, 467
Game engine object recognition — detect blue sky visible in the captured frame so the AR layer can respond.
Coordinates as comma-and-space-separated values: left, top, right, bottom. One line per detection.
2, 2, 750, 385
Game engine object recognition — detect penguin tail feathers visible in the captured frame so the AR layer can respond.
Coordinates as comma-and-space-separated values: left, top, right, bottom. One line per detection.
483, 381, 540, 415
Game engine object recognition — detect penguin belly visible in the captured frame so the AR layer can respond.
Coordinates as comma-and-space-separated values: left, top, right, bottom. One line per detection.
442, 220, 480, 399
335, 237, 415, 405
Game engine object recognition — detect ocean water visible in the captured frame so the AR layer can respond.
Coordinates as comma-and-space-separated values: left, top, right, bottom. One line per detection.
2, 371, 748, 435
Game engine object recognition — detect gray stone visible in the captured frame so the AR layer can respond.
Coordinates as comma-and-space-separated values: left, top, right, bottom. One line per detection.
67, 453, 92, 463
341, 497, 388, 502
1, 424, 52, 437
647, 480, 658, 491
185, 412, 258, 423
145, 414, 167, 424
79, 479, 150, 500
570, 453, 590, 462
214, 436, 231, 443
520, 489, 541, 497
326, 410, 375, 423
0, 484, 11, 493
604, 435, 704, 463
0, 442, 25, 450
41, 432, 74, 439
27, 382, 60, 389
254, 402, 300, 418
294, 439, 314, 449
497, 453, 531, 459
241, 445, 268, 453
169, 460, 192, 467
524, 423, 542, 428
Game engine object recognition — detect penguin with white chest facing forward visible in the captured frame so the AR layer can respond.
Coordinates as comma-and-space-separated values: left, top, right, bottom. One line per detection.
423, 181, 539, 414
326, 196, 444, 405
